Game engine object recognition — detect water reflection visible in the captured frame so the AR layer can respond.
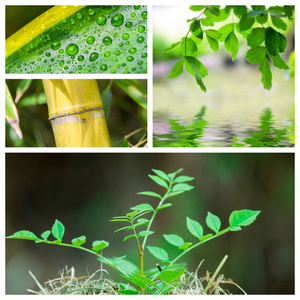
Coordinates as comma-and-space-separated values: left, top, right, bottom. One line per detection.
153, 107, 294, 147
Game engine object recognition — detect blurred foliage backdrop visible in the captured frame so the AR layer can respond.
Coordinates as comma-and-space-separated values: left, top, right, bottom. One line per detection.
6, 153, 294, 294
5, 79, 147, 147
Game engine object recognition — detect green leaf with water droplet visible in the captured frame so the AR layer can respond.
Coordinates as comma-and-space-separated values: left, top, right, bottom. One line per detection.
6, 5, 147, 74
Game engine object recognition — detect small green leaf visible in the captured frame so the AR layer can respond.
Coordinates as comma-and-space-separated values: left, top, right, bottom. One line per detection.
92, 240, 109, 252
122, 273, 158, 293
156, 203, 173, 210
218, 23, 235, 42
173, 175, 195, 183
160, 268, 185, 284
163, 41, 181, 53
172, 183, 194, 193
247, 28, 266, 48
15, 79, 32, 103
152, 169, 170, 181
265, 27, 280, 56
167, 168, 183, 181
138, 230, 154, 237
189, 6, 205, 12
130, 203, 155, 212
123, 235, 136, 242
71, 235, 86, 246
230, 226, 242, 231
101, 86, 112, 121
279, 33, 287, 53
6, 230, 40, 241
114, 225, 132, 233
206, 6, 221, 17
147, 246, 169, 261
229, 210, 261, 228
51, 220, 65, 241
148, 174, 169, 189
167, 57, 185, 79
137, 191, 162, 199
233, 6, 248, 18
256, 12, 269, 24
186, 217, 203, 239
190, 20, 203, 39
206, 212, 221, 234
271, 15, 287, 30
163, 234, 184, 247
205, 29, 222, 40
118, 290, 139, 295
184, 57, 207, 92
184, 56, 208, 78
41, 230, 51, 240
206, 36, 219, 51
245, 46, 267, 64
199, 233, 213, 242
224, 31, 239, 61
180, 37, 198, 57
239, 13, 255, 31
269, 52, 289, 70
179, 242, 193, 250
258, 57, 273, 90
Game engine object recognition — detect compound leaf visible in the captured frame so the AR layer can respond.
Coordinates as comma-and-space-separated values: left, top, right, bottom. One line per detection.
163, 41, 181, 53
184, 56, 207, 92
207, 36, 219, 51
205, 29, 222, 40
180, 37, 198, 57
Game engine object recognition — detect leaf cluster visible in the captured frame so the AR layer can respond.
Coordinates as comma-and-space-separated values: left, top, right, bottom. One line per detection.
165, 5, 294, 91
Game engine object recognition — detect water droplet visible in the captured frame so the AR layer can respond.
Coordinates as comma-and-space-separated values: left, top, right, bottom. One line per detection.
111, 13, 124, 27
104, 51, 111, 57
66, 43, 79, 56
103, 36, 112, 45
88, 8, 95, 16
138, 61, 143, 65
70, 18, 75, 25
134, 5, 141, 9
122, 33, 130, 40
138, 25, 145, 33
37, 57, 41, 62
89, 52, 99, 61
59, 49, 64, 54
125, 41, 130, 46
76, 12, 83, 20
119, 42, 124, 47
141, 53, 147, 58
59, 60, 64, 66
46, 52, 51, 57
100, 64, 108, 71
78, 65, 83, 70
113, 32, 118, 38
126, 56, 134, 62
51, 41, 61, 50
43, 59, 47, 63
78, 55, 84, 62
46, 35, 51, 41
131, 12, 136, 17
86, 36, 95, 44
96, 15, 106, 25
115, 50, 121, 56
142, 11, 148, 19
132, 67, 136, 71
137, 36, 145, 43
129, 47, 137, 54
121, 63, 126, 67
125, 22, 132, 28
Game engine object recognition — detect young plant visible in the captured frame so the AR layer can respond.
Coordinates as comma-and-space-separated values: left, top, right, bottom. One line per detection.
165, 5, 294, 91
6, 169, 261, 295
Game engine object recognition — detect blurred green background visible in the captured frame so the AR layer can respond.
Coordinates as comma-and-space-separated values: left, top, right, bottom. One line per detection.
6, 153, 294, 294
5, 79, 147, 147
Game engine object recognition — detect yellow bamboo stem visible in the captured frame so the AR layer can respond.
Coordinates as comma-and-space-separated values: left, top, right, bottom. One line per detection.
42, 79, 111, 147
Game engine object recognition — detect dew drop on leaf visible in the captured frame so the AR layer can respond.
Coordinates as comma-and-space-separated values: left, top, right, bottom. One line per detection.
86, 36, 95, 44
104, 51, 111, 57
78, 55, 84, 62
138, 25, 145, 33
115, 50, 121, 56
129, 47, 137, 54
96, 16, 106, 26
100, 64, 108, 71
141, 11, 148, 19
127, 56, 134, 62
89, 52, 99, 61
125, 22, 133, 28
137, 36, 145, 43
76, 12, 83, 20
134, 5, 141, 9
131, 12, 136, 17
103, 36, 112, 45
88, 8, 95, 16
141, 53, 147, 58
66, 43, 79, 56
122, 33, 130, 40
111, 13, 124, 27
51, 41, 61, 50
59, 60, 64, 66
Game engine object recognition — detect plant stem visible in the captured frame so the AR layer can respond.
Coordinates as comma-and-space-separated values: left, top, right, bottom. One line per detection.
131, 220, 143, 276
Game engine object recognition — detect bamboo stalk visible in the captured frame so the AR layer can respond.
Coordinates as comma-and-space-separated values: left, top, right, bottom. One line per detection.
42, 79, 111, 147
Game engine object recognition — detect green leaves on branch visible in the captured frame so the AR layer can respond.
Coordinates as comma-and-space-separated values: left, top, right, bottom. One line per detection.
166, 5, 294, 92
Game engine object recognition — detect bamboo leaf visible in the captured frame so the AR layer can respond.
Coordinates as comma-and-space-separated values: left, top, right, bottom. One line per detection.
186, 217, 203, 239
51, 220, 65, 241
6, 5, 147, 74
229, 210, 261, 228
114, 79, 147, 109
5, 83, 23, 139
206, 212, 221, 234
15, 79, 33, 103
